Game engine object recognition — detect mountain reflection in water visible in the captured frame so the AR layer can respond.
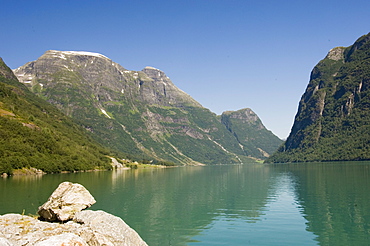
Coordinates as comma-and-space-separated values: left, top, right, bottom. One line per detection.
1, 162, 370, 245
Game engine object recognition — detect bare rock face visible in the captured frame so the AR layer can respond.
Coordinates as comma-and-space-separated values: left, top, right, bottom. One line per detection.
38, 182, 96, 222
326, 47, 345, 61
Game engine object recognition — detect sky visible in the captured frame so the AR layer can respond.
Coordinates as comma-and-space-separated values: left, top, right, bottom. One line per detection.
1, 0, 370, 139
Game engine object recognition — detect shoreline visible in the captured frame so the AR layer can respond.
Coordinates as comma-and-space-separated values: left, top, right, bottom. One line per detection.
1, 163, 176, 178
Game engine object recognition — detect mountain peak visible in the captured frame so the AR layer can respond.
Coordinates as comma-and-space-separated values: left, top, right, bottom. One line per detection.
221, 108, 282, 158
222, 108, 263, 129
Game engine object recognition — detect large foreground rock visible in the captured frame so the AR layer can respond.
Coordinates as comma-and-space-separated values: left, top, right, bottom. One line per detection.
0, 211, 148, 246
38, 182, 96, 222
1, 181, 148, 245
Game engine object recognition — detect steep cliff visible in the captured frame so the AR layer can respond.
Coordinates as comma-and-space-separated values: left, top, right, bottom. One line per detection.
221, 108, 283, 159
266, 33, 370, 163
15, 51, 275, 164
0, 57, 111, 174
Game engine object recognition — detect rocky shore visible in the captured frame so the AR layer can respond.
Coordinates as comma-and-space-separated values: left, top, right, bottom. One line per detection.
0, 182, 148, 246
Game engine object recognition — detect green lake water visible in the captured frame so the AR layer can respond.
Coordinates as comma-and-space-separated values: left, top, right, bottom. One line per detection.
1, 162, 370, 245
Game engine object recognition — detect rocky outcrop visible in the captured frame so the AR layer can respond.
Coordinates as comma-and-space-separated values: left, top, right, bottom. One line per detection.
0, 182, 148, 246
109, 157, 130, 169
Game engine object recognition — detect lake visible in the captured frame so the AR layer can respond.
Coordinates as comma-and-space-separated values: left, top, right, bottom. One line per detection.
1, 162, 370, 245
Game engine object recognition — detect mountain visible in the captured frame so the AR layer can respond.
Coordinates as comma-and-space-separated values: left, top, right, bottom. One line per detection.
266, 33, 370, 163
13, 50, 281, 164
221, 108, 283, 159
0, 57, 112, 174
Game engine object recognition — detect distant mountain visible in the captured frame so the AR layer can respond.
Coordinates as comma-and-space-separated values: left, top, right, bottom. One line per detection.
266, 33, 370, 163
221, 108, 283, 159
14, 50, 281, 164
0, 57, 111, 174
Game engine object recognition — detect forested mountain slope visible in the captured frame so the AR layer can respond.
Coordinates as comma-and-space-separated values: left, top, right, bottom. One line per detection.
0, 58, 111, 174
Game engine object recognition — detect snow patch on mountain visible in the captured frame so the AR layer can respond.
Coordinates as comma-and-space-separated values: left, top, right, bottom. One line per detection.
48, 50, 109, 60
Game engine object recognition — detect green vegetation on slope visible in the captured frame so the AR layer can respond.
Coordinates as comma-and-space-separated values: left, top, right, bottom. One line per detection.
266, 33, 370, 163
0, 58, 111, 174
221, 108, 283, 159
164, 106, 247, 164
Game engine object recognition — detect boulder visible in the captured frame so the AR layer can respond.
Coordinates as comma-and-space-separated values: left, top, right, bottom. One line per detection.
38, 182, 96, 222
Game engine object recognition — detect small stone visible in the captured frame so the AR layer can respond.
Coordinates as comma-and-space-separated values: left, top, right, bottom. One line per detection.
38, 182, 96, 222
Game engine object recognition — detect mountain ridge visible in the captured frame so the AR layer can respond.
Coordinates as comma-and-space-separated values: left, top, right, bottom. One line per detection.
13, 50, 282, 165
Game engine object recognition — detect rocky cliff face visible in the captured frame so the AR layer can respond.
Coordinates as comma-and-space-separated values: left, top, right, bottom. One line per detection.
266, 32, 370, 163
14, 50, 280, 164
221, 108, 283, 159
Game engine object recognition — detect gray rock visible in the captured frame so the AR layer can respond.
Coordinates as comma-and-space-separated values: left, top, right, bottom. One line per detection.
38, 182, 96, 222
74, 210, 148, 246
110, 157, 129, 170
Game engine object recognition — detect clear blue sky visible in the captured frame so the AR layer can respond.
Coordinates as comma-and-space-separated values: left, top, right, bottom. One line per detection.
1, 0, 369, 139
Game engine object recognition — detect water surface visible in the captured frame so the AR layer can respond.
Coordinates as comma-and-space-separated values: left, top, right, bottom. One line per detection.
1, 162, 370, 245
